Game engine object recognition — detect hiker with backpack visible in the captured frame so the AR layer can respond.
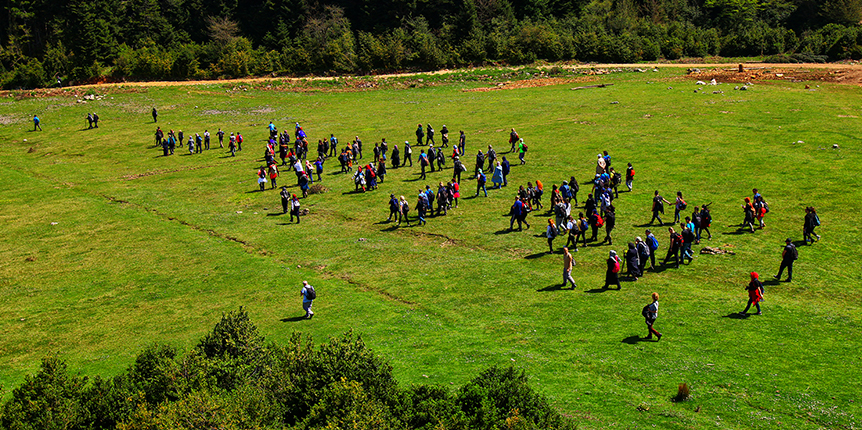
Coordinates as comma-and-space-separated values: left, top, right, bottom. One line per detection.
739, 272, 764, 316
803, 207, 821, 244
596, 154, 607, 175
509, 128, 519, 153
491, 161, 504, 189
680, 223, 696, 264
589, 209, 603, 242
674, 191, 687, 224
665, 227, 682, 268
604, 250, 622, 289
609, 167, 621, 198
517, 138, 527, 164
742, 197, 756, 233
562, 247, 577, 289
453, 156, 465, 183
774, 238, 798, 282
501, 157, 510, 186
625, 242, 641, 280
643, 292, 662, 341
699, 204, 713, 240
645, 230, 659, 271
300, 280, 316, 319
753, 195, 768, 229
602, 205, 616, 245
546, 219, 559, 254
571, 213, 588, 249
510, 197, 528, 231
636, 237, 650, 275
651, 191, 670, 225
475, 169, 488, 197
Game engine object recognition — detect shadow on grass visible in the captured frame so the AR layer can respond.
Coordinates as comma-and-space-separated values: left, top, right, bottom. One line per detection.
722, 312, 748, 319
792, 240, 807, 247
584, 287, 613, 293
245, 189, 267, 194
266, 212, 285, 216
494, 228, 516, 235
621, 335, 651, 344
280, 316, 307, 323
722, 229, 755, 236
380, 225, 401, 232
276, 222, 299, 226
537, 284, 573, 292
525, 251, 551, 259
218, 154, 236, 159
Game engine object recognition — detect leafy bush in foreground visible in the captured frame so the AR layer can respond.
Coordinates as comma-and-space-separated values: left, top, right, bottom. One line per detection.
0, 308, 575, 429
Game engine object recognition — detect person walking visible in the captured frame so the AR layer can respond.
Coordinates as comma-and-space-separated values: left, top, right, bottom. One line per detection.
604, 250, 622, 289
774, 238, 797, 282
453, 156, 465, 183
546, 219, 559, 254
602, 205, 616, 245
501, 157, 510, 187
491, 161, 504, 189
415, 124, 424, 146
562, 247, 577, 289
680, 223, 695, 264
300, 281, 316, 319
673, 191, 686, 224
572, 212, 588, 250
803, 207, 821, 244
475, 169, 487, 197
699, 204, 712, 240
625, 242, 641, 280
204, 130, 210, 150
280, 186, 290, 213
217, 128, 225, 148
625, 162, 635, 192
645, 229, 658, 271
510, 197, 526, 231
643, 292, 662, 341
398, 195, 411, 226
651, 191, 670, 225
151, 107, 158, 123
742, 197, 756, 232
33, 115, 43, 131
458, 130, 466, 154
388, 194, 400, 221
86, 113, 94, 129
517, 138, 527, 164
739, 272, 764, 316
636, 237, 650, 275
753, 195, 768, 229
289, 194, 301, 223
426, 124, 435, 145
509, 128, 519, 153
665, 227, 682, 268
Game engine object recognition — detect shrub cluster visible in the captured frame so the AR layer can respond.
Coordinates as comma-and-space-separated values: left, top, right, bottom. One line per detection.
0, 308, 575, 429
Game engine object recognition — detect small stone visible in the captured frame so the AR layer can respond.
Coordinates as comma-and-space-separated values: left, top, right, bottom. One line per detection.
236, 211, 243, 214
23, 139, 27, 142
833, 144, 839, 149
20, 318, 25, 321
611, 101, 619, 104
50, 222, 58, 225
358, 237, 367, 241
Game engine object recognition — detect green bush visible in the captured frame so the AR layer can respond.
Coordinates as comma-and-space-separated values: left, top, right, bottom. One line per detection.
0, 356, 88, 430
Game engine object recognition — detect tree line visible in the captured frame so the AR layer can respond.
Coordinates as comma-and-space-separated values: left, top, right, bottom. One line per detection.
2, 0, 862, 88
0, 308, 576, 429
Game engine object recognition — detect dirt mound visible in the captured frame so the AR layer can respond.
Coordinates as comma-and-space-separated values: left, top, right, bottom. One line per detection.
462, 77, 595, 92
685, 66, 862, 86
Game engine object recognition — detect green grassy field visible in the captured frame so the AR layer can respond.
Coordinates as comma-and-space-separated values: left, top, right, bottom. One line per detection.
0, 67, 860, 429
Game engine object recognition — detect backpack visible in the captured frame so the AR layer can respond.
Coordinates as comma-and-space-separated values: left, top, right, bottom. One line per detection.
522, 143, 528, 152
548, 225, 558, 239
763, 200, 770, 213
648, 235, 659, 251
596, 213, 605, 227
305, 286, 317, 300
612, 172, 621, 185
673, 233, 683, 247
642, 304, 655, 321
813, 214, 821, 226
679, 199, 687, 210
479, 173, 486, 183
789, 244, 798, 260
611, 257, 620, 273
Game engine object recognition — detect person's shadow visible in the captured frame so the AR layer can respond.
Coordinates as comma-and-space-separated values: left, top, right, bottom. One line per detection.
622, 335, 650, 344
721, 312, 748, 319
537, 284, 571, 292
280, 316, 307, 322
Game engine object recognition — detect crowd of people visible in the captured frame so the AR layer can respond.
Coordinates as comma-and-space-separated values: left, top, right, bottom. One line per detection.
141, 112, 822, 335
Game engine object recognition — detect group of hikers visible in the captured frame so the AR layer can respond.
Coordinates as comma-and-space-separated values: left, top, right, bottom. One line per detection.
154, 126, 241, 157
144, 115, 823, 337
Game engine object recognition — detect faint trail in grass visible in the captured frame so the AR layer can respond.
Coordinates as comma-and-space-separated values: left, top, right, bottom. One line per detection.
121, 159, 245, 180
331, 273, 416, 306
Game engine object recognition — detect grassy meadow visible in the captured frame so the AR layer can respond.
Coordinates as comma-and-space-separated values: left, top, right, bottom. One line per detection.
0, 67, 860, 429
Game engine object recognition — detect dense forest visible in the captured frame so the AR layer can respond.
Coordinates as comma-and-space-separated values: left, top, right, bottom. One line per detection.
0, 309, 576, 429
2, 0, 862, 88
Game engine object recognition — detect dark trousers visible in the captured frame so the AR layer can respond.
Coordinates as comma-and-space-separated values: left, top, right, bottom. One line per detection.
650, 211, 663, 225
646, 321, 661, 338
742, 299, 761, 314
777, 260, 793, 280
282, 198, 289, 213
